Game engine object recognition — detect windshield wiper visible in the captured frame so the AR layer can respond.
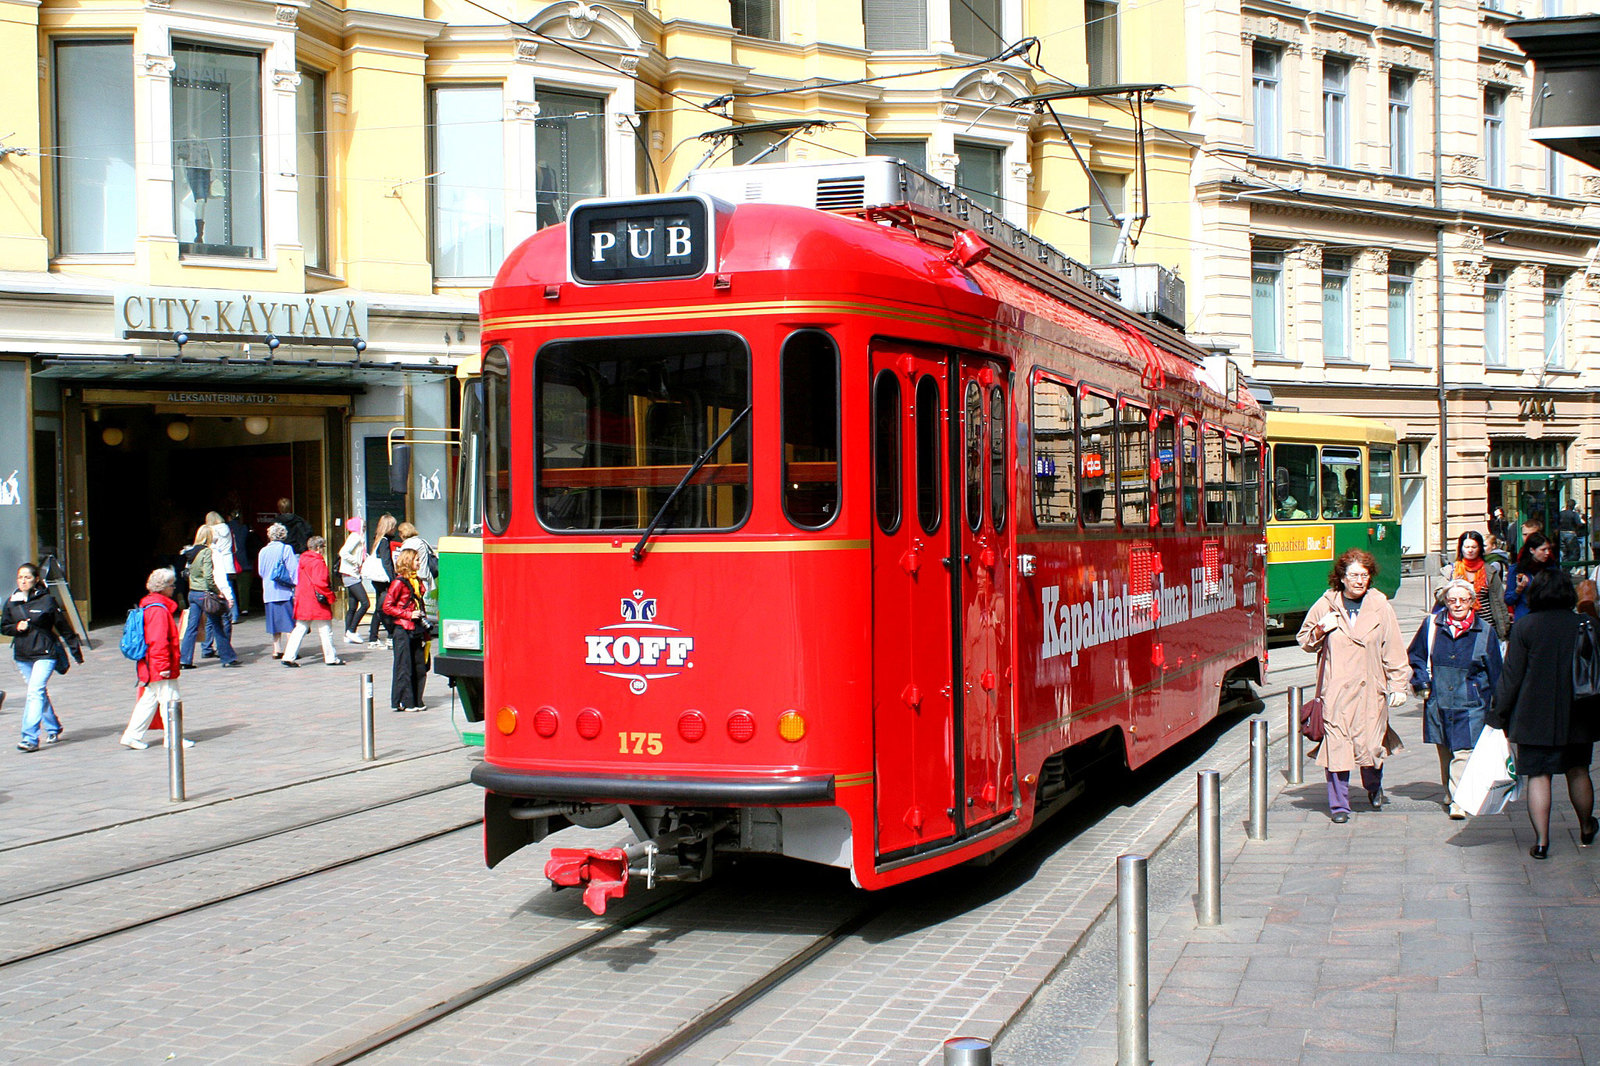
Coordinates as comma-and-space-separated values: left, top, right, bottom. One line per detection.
632, 404, 752, 562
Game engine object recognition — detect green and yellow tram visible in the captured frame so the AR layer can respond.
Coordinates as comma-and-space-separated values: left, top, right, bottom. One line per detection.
1265, 412, 1401, 636
433, 354, 486, 726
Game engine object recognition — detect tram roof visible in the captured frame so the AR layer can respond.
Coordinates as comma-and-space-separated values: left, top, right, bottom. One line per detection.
1265, 410, 1398, 447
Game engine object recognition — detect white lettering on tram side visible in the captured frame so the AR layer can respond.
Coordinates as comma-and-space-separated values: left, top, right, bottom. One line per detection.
1040, 565, 1240, 667
584, 634, 694, 667
628, 226, 653, 259
667, 226, 693, 258
591, 231, 618, 262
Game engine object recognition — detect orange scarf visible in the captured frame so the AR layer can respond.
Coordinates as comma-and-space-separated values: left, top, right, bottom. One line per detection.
1454, 557, 1487, 598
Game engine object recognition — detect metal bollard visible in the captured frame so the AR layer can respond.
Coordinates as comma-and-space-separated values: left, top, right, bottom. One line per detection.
1117, 853, 1150, 1066
360, 672, 376, 762
1287, 686, 1305, 785
167, 698, 186, 803
1247, 718, 1269, 840
942, 1036, 992, 1066
1197, 770, 1221, 926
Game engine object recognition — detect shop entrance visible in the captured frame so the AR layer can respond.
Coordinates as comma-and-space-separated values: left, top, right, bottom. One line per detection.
74, 390, 345, 620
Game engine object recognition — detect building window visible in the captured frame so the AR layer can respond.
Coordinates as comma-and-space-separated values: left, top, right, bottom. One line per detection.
1489, 439, 1566, 471
867, 139, 926, 170
1389, 72, 1413, 177
1545, 275, 1567, 369
953, 0, 1001, 57
430, 85, 503, 279
172, 42, 264, 258
1546, 148, 1564, 197
1399, 440, 1423, 476
865, 0, 925, 49
535, 88, 606, 230
1484, 269, 1508, 367
296, 69, 328, 272
1252, 45, 1281, 157
1085, 0, 1119, 86
1387, 261, 1415, 364
1322, 255, 1351, 361
731, 0, 777, 39
1484, 88, 1507, 188
1251, 251, 1283, 357
955, 141, 1003, 215
1088, 170, 1125, 264
53, 39, 136, 255
1322, 59, 1349, 167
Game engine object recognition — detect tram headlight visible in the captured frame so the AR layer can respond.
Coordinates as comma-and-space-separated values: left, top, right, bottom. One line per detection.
777, 711, 806, 743
441, 619, 481, 651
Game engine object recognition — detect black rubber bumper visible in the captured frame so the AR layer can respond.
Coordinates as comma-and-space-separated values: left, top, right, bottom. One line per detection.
470, 763, 835, 806
432, 653, 483, 680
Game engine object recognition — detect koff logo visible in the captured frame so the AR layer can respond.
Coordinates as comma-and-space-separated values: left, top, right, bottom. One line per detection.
584, 590, 695, 695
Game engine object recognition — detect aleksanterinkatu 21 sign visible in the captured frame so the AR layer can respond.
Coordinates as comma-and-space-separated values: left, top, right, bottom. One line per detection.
567, 193, 726, 285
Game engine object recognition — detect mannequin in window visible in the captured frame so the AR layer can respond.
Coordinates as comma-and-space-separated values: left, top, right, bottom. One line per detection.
536, 163, 560, 229
176, 139, 213, 243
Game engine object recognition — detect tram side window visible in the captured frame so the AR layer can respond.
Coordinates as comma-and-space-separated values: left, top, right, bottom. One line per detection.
1369, 445, 1394, 518
1155, 413, 1176, 529
1118, 401, 1149, 527
990, 385, 1007, 531
1225, 435, 1244, 524
872, 370, 902, 533
1271, 444, 1316, 520
1180, 419, 1200, 526
1243, 438, 1263, 525
1203, 426, 1226, 526
534, 333, 751, 532
1031, 378, 1077, 526
1321, 446, 1363, 520
1080, 391, 1114, 525
781, 331, 840, 529
964, 380, 985, 531
915, 374, 942, 534
483, 345, 511, 535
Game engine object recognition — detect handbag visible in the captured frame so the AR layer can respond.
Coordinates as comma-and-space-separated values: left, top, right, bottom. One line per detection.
271, 552, 297, 590
360, 551, 388, 583
50, 636, 70, 676
1301, 643, 1327, 742
1575, 617, 1600, 699
202, 591, 226, 616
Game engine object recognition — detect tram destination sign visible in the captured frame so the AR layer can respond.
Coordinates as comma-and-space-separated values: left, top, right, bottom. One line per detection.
567, 194, 718, 285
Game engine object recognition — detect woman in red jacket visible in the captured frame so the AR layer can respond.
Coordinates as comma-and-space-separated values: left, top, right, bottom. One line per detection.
380, 547, 429, 712
282, 535, 345, 667
121, 568, 190, 750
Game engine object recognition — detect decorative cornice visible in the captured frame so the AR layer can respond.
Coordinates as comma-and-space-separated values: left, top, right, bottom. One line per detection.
1462, 226, 1484, 252
141, 53, 176, 78
275, 5, 298, 26
1455, 258, 1489, 284
1290, 242, 1323, 269
271, 69, 301, 92
514, 39, 539, 62
1363, 248, 1389, 272
507, 99, 538, 120
1451, 154, 1481, 179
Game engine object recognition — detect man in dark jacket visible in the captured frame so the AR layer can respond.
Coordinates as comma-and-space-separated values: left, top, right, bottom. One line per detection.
274, 497, 313, 554
120, 568, 190, 750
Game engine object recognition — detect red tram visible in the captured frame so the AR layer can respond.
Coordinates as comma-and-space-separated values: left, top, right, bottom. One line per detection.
472, 159, 1266, 914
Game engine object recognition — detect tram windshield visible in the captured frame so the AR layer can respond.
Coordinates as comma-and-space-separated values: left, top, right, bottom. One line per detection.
535, 333, 751, 532
452, 376, 485, 536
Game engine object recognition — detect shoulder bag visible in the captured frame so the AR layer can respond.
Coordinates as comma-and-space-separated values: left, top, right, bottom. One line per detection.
1301, 639, 1328, 742
1575, 617, 1600, 699
50, 634, 70, 676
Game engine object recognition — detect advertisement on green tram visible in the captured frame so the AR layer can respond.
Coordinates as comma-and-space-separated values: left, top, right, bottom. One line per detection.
1265, 413, 1402, 637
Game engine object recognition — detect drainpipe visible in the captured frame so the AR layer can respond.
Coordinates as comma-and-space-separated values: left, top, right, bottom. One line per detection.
1433, 0, 1449, 565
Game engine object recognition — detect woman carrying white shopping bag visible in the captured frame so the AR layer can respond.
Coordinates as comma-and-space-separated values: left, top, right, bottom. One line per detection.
1407, 578, 1503, 819
1488, 567, 1600, 860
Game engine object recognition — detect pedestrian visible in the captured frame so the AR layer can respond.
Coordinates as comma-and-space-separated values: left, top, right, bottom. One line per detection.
1488, 506, 1509, 546
1488, 567, 1599, 859
119, 568, 193, 750
337, 517, 369, 644
282, 535, 344, 667
397, 521, 437, 586
1506, 531, 1554, 623
1439, 530, 1510, 640
1486, 531, 1512, 574
227, 508, 254, 616
364, 513, 399, 646
3, 562, 81, 752
273, 496, 313, 554
1409, 578, 1503, 818
178, 524, 240, 668
1297, 548, 1411, 823
1558, 498, 1588, 563
207, 510, 239, 625
381, 547, 430, 712
256, 522, 297, 658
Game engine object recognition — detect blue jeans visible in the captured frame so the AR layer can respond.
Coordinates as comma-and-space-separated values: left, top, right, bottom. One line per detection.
16, 658, 61, 745
180, 590, 237, 665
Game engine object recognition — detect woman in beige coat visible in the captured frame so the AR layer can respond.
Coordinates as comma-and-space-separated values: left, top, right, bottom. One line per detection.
1298, 548, 1412, 823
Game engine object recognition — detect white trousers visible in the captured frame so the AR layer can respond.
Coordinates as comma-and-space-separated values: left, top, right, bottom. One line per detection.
284, 620, 337, 663
123, 679, 180, 744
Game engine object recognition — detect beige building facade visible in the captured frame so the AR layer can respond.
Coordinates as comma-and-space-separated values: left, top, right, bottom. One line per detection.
1186, 0, 1600, 563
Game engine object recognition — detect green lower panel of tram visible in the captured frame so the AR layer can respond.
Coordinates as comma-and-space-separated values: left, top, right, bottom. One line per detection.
434, 535, 485, 735
1265, 519, 1402, 632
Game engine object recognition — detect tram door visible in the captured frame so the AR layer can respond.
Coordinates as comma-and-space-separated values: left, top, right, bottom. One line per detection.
870, 344, 957, 856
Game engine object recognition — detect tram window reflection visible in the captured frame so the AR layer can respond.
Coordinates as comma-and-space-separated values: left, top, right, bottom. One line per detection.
1242, 437, 1263, 525
1119, 401, 1149, 528
1224, 434, 1243, 524
534, 333, 751, 532
483, 345, 511, 535
1079, 391, 1114, 525
780, 330, 840, 529
989, 385, 1007, 531
1180, 418, 1200, 526
964, 380, 985, 531
872, 370, 902, 534
1203, 425, 1226, 526
915, 374, 942, 534
1368, 445, 1394, 518
1271, 443, 1316, 521
1155, 413, 1176, 529
1031, 377, 1077, 527
454, 376, 486, 536
1320, 445, 1363, 520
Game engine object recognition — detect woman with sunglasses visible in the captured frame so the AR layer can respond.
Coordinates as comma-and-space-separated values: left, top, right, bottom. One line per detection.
1409, 577, 1503, 819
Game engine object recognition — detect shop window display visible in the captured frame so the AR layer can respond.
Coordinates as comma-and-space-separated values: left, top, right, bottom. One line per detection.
171, 43, 264, 258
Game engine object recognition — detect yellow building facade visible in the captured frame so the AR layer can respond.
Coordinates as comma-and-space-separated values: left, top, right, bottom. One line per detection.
0, 0, 1194, 619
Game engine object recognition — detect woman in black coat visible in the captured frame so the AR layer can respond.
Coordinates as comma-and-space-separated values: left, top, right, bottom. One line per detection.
1488, 567, 1599, 859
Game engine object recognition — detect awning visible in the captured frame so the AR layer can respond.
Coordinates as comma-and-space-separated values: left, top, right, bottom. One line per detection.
35, 355, 454, 387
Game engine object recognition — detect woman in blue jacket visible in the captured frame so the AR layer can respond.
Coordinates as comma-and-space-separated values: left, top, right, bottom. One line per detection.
1409, 578, 1503, 818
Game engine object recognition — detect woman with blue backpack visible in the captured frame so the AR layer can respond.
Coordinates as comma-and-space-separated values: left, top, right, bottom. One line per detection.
257, 522, 297, 659
119, 567, 187, 750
